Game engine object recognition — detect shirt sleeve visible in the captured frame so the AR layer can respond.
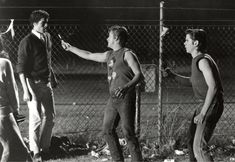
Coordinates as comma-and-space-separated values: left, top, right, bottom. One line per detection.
5, 60, 20, 112
16, 38, 30, 74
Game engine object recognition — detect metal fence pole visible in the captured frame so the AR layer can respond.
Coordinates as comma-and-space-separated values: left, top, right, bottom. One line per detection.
135, 83, 141, 138
158, 1, 164, 145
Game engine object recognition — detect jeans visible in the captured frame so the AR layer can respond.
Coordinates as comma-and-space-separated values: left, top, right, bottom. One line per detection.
188, 96, 224, 162
27, 79, 55, 154
102, 90, 143, 162
0, 113, 32, 162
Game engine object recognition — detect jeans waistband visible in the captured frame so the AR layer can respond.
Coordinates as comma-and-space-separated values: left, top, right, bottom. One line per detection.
30, 78, 49, 84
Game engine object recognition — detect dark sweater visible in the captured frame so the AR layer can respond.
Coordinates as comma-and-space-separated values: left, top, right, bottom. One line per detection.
17, 33, 51, 81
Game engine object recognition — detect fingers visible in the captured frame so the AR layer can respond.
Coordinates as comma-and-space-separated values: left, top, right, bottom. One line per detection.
23, 97, 30, 102
61, 41, 70, 50
194, 117, 203, 124
194, 118, 198, 124
23, 92, 32, 102
114, 87, 124, 98
114, 88, 121, 98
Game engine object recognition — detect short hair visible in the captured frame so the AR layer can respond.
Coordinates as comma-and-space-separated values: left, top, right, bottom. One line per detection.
108, 25, 129, 46
29, 10, 49, 26
185, 29, 207, 52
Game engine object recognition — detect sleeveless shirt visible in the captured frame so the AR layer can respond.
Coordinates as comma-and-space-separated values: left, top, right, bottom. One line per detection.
106, 48, 135, 94
191, 54, 223, 100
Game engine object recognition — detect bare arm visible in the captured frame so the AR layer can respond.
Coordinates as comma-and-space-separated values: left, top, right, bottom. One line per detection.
194, 58, 217, 124
124, 51, 142, 89
199, 58, 217, 115
62, 41, 108, 63
19, 73, 31, 102
5, 60, 20, 113
164, 68, 191, 86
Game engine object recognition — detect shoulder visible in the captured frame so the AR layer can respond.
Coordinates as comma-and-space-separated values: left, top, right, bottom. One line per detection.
105, 50, 113, 59
124, 49, 137, 59
0, 50, 9, 59
123, 48, 136, 55
20, 33, 33, 45
198, 57, 211, 71
0, 57, 11, 68
198, 54, 211, 65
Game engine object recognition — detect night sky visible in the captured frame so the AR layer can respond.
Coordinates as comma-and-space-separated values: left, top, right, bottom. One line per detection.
0, 0, 235, 24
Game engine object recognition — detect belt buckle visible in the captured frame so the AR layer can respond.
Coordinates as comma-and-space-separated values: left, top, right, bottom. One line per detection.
34, 79, 41, 84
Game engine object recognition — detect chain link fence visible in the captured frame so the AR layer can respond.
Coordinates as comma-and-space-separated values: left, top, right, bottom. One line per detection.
0, 22, 234, 142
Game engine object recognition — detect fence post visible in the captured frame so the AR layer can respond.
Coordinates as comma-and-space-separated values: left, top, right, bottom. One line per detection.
135, 83, 141, 138
158, 1, 165, 145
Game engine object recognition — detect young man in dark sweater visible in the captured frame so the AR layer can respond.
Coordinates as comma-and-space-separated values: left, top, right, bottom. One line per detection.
166, 29, 224, 162
17, 10, 56, 162
62, 25, 143, 162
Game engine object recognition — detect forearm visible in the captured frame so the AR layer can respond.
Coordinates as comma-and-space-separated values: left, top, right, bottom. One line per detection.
124, 72, 141, 89
201, 87, 217, 115
19, 73, 29, 93
170, 71, 191, 86
8, 82, 20, 112
7, 78, 20, 112
69, 46, 92, 60
6, 63, 20, 112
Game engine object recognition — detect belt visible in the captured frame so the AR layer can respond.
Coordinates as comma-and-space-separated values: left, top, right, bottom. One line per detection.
31, 78, 49, 84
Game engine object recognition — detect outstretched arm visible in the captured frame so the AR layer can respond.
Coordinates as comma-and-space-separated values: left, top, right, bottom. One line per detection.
62, 41, 108, 63
164, 68, 191, 86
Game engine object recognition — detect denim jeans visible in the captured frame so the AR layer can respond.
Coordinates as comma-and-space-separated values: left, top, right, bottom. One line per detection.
102, 90, 143, 162
27, 79, 55, 154
188, 96, 224, 162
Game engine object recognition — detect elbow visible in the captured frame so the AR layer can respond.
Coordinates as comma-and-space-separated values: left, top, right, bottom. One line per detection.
213, 85, 218, 93
135, 72, 142, 81
208, 85, 217, 95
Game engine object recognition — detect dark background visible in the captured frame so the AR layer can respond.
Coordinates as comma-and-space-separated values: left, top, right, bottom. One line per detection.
0, 0, 235, 24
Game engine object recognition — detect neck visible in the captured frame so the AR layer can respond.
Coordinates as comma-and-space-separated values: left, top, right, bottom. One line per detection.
111, 44, 123, 51
33, 28, 43, 34
191, 50, 203, 58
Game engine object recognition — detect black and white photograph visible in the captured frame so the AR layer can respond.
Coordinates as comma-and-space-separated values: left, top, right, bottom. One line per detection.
0, 0, 235, 161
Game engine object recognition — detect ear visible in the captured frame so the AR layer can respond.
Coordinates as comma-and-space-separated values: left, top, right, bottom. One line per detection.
114, 35, 119, 41
193, 40, 199, 47
33, 22, 37, 27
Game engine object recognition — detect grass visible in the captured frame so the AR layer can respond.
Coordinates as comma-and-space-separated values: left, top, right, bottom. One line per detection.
15, 75, 235, 161
18, 102, 235, 162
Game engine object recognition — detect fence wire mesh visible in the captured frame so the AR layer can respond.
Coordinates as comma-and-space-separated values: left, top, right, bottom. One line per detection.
0, 22, 234, 141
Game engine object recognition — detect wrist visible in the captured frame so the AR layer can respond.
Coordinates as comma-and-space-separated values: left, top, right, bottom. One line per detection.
200, 111, 206, 116
124, 84, 130, 90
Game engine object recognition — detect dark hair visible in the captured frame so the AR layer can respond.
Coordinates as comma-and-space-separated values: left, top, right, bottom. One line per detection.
185, 29, 207, 52
108, 25, 129, 46
29, 10, 49, 26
